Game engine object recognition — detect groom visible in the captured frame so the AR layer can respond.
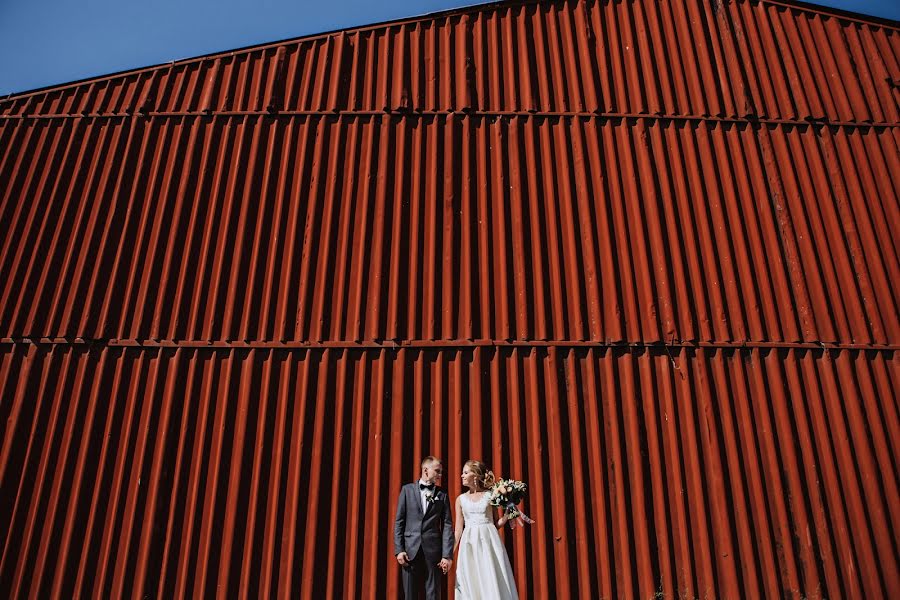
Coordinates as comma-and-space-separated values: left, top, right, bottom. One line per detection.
394, 456, 454, 599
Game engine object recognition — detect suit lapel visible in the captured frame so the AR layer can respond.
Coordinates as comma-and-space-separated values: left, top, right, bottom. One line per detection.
412, 484, 425, 517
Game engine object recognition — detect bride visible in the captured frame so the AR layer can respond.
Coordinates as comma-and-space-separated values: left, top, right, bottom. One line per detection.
453, 460, 519, 599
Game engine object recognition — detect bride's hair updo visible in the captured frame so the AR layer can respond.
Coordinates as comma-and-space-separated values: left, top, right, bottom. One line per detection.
465, 460, 496, 490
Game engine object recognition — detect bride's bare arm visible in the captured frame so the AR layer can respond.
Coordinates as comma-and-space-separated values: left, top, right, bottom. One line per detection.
495, 506, 508, 528
453, 496, 465, 552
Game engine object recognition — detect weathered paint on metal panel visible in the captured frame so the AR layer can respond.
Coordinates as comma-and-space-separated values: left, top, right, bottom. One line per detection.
0, 0, 898, 597
0, 345, 898, 598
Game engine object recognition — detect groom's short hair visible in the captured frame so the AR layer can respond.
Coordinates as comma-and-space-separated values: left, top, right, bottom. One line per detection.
421, 456, 441, 468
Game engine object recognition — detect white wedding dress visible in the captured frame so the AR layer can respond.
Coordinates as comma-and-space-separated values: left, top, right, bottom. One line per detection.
454, 493, 519, 599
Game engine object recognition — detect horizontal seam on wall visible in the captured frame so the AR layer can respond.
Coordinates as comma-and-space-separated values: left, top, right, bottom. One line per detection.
1, 337, 897, 352
1, 111, 896, 130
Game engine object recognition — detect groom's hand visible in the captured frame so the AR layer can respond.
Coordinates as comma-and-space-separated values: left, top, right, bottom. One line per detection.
396, 552, 410, 566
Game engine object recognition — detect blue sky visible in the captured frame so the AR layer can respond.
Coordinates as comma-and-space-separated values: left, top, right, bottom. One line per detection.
1, 0, 898, 96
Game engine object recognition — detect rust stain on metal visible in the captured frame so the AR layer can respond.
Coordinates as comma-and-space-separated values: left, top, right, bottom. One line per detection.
0, 0, 898, 597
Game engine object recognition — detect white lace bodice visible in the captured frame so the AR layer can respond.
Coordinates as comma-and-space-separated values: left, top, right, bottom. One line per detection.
461, 493, 493, 526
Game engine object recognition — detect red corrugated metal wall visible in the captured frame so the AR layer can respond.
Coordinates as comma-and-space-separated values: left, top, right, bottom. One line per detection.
1, 345, 898, 598
1, 0, 898, 598
1, 115, 898, 345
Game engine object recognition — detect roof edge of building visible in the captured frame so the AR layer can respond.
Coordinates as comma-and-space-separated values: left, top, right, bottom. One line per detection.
1, 0, 898, 102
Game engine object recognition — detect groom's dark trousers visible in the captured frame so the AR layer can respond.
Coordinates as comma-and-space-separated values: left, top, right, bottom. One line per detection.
402, 550, 440, 600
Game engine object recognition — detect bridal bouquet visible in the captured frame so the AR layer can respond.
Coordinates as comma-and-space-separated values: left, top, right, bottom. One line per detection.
489, 478, 535, 529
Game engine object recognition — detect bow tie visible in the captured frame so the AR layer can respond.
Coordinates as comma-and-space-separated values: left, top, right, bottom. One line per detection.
419, 483, 435, 491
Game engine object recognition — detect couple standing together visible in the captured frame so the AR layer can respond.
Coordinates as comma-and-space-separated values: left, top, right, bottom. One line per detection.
394, 456, 520, 600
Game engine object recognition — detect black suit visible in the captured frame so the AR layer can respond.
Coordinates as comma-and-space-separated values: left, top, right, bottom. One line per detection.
394, 482, 454, 600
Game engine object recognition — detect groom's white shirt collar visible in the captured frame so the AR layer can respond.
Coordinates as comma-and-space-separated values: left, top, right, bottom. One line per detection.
418, 479, 434, 513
